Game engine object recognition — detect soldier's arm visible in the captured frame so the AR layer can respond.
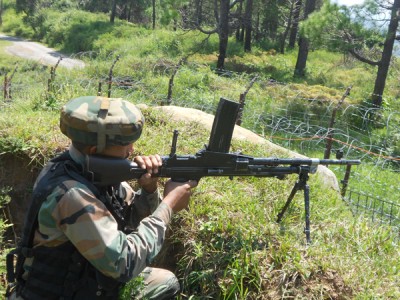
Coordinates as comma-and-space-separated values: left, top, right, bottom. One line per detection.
121, 181, 162, 228
123, 154, 163, 227
56, 183, 171, 281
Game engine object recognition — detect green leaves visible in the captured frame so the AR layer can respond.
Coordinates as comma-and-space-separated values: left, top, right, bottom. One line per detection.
301, 0, 383, 53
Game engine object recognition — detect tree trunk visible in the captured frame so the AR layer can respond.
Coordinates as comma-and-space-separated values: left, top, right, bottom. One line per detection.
217, 0, 230, 69
244, 0, 253, 52
294, 0, 316, 77
152, 0, 156, 29
264, 0, 279, 42
254, 6, 261, 41
294, 37, 309, 76
110, 0, 117, 23
195, 0, 203, 27
289, 0, 302, 49
131, 1, 144, 23
280, 0, 296, 54
371, 0, 400, 108
236, 0, 243, 42
240, 25, 245, 42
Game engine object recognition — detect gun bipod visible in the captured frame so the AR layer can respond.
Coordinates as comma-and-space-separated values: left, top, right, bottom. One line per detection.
276, 167, 312, 245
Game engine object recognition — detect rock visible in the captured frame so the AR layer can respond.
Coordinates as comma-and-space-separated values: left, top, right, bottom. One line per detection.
152, 105, 340, 191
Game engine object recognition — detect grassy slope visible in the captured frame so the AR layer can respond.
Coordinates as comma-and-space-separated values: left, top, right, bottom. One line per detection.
0, 8, 399, 299
2, 103, 398, 299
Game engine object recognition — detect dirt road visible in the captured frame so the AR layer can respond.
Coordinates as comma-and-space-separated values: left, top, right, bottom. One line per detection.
0, 34, 85, 69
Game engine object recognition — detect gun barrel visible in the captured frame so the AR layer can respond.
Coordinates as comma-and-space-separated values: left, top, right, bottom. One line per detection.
251, 158, 361, 166
319, 159, 361, 165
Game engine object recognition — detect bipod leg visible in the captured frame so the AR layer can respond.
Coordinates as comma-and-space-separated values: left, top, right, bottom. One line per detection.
277, 168, 311, 244
303, 183, 311, 245
277, 180, 301, 223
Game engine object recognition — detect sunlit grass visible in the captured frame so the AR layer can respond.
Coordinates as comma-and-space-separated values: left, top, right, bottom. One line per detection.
0, 6, 399, 298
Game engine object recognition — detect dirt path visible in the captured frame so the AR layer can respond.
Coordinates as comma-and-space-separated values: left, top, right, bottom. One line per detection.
0, 34, 85, 69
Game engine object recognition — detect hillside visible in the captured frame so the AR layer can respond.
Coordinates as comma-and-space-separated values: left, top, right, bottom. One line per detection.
0, 5, 399, 299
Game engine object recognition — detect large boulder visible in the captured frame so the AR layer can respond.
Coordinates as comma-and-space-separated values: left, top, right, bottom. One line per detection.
151, 105, 340, 191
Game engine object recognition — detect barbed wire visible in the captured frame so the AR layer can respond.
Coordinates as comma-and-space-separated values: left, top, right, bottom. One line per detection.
2, 55, 400, 236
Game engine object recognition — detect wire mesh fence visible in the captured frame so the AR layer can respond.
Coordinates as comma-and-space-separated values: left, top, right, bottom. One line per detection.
1, 54, 400, 239
345, 189, 400, 237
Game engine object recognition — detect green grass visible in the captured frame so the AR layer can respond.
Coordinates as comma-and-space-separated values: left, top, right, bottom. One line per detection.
4, 103, 395, 299
1, 6, 400, 299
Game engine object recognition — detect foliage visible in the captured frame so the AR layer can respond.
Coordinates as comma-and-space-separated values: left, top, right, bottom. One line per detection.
78, 0, 110, 14
0, 187, 12, 298
30, 8, 112, 52
1, 6, 34, 38
158, 0, 189, 27
118, 275, 146, 300
301, 0, 384, 54
0, 6, 400, 299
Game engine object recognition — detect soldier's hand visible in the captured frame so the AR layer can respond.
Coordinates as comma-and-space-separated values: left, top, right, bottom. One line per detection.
162, 180, 198, 213
134, 154, 162, 193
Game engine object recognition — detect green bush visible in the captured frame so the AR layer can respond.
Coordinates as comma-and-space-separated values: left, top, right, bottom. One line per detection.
1, 8, 34, 38
42, 9, 111, 53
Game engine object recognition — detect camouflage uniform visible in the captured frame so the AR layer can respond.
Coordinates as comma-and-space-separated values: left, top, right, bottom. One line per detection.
7, 97, 180, 299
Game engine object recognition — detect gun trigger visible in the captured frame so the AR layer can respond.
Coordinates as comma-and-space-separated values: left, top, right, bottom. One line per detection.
229, 176, 233, 180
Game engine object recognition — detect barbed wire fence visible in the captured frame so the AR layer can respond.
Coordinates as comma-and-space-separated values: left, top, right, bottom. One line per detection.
1, 54, 399, 239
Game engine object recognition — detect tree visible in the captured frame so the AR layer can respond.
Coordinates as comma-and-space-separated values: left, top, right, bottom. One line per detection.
110, 0, 117, 23
370, 0, 400, 108
15, 0, 78, 35
235, 0, 244, 42
294, 0, 316, 76
244, 0, 253, 52
260, 0, 280, 42
288, 0, 302, 48
16, 0, 36, 15
80, 0, 110, 14
158, 0, 189, 30
217, 0, 231, 68
191, 0, 241, 69
152, 0, 156, 28
280, 0, 297, 53
303, 0, 400, 109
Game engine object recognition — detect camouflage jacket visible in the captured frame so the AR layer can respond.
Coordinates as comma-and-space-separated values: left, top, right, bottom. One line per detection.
23, 145, 173, 281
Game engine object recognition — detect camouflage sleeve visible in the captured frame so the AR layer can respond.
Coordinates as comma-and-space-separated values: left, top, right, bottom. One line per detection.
52, 180, 173, 280
120, 182, 163, 228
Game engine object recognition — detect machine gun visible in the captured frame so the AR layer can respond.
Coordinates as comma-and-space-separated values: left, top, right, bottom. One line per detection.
85, 98, 360, 243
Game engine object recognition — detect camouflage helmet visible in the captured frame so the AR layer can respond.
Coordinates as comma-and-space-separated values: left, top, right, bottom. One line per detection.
60, 96, 144, 152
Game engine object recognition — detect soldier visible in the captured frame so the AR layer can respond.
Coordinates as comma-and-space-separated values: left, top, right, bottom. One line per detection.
6, 96, 198, 299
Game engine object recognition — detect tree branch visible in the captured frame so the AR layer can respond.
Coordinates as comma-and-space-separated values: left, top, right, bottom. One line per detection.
196, 26, 218, 35
348, 49, 381, 66
341, 28, 381, 66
